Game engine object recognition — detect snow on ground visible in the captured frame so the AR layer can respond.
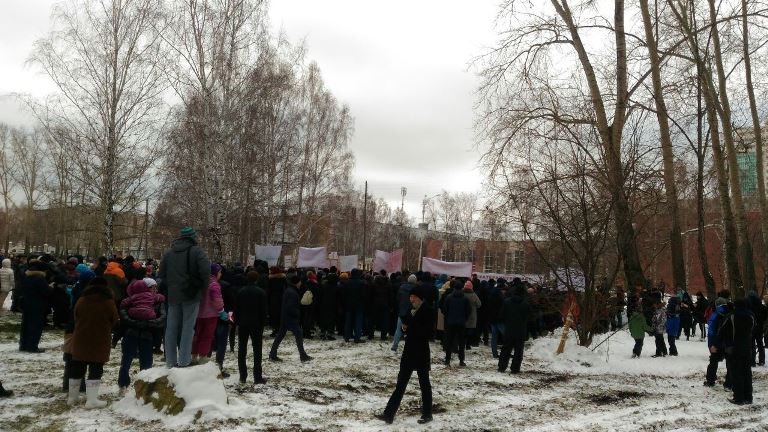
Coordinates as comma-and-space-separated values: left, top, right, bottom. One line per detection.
0, 310, 767, 432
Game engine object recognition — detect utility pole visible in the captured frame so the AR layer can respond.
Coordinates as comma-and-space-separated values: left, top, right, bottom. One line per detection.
362, 181, 368, 268
400, 187, 407, 210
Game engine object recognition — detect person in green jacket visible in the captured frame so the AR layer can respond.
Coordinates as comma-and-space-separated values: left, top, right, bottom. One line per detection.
629, 306, 651, 358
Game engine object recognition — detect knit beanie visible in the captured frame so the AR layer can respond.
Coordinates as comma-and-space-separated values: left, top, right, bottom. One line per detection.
180, 226, 196, 238
408, 274, 417, 283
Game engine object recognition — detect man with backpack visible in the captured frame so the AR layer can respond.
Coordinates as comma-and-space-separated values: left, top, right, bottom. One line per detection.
157, 227, 210, 368
704, 290, 732, 388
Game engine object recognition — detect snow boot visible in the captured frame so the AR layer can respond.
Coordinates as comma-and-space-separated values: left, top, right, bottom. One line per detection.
84, 380, 107, 409
66, 379, 81, 406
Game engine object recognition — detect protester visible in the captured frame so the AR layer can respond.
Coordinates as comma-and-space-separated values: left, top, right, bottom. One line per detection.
666, 296, 681, 356
117, 280, 166, 394
343, 269, 365, 343
442, 280, 470, 367
318, 272, 340, 341
628, 305, 650, 358
0, 258, 15, 315
705, 292, 732, 387
19, 260, 50, 353
486, 279, 505, 359
498, 284, 530, 373
269, 272, 312, 362
694, 291, 708, 341
234, 271, 268, 385
191, 263, 225, 364
376, 286, 433, 425
391, 274, 416, 352
463, 280, 482, 351
267, 267, 286, 337
68, 277, 118, 408
719, 298, 755, 405
747, 291, 766, 366
651, 300, 668, 358
158, 227, 210, 368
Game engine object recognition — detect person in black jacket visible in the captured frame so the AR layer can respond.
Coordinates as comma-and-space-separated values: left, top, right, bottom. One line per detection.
719, 298, 755, 405
318, 273, 340, 340
267, 268, 287, 337
19, 260, 51, 353
234, 271, 268, 384
372, 271, 392, 340
269, 273, 312, 362
747, 291, 766, 366
344, 269, 365, 342
498, 285, 530, 373
442, 280, 470, 367
486, 279, 505, 358
391, 275, 416, 352
376, 286, 433, 425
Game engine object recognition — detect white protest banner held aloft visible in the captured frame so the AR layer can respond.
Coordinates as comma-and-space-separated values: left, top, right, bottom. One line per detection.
255, 245, 282, 267
297, 247, 328, 268
339, 255, 358, 272
373, 249, 403, 273
421, 257, 472, 277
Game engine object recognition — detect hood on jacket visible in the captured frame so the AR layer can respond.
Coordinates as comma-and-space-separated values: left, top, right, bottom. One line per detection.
1, 258, 10, 269
171, 236, 196, 252
126, 279, 149, 297
83, 277, 113, 299
104, 262, 125, 279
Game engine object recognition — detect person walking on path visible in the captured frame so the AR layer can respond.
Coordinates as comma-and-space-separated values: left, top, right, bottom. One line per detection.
158, 227, 210, 368
68, 277, 118, 408
651, 300, 668, 358
628, 305, 650, 357
269, 273, 312, 362
376, 286, 433, 425
234, 271, 268, 385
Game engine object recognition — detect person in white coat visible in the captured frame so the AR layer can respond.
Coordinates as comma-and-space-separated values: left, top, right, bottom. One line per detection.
0, 258, 15, 314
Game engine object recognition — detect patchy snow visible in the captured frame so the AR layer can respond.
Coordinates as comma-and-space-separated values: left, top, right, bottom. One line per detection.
0, 309, 767, 431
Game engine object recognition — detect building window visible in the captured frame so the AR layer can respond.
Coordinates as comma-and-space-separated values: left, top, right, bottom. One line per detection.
484, 250, 494, 272
514, 250, 524, 273
440, 248, 447, 261
468, 250, 475, 263
505, 252, 513, 274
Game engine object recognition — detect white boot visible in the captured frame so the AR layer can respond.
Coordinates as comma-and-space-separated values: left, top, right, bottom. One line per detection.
66, 379, 81, 406
84, 380, 107, 409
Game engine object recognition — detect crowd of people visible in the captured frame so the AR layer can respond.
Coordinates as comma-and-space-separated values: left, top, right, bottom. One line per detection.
1, 226, 767, 422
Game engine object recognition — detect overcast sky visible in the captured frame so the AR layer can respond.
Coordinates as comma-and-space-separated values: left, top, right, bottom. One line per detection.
0, 0, 500, 219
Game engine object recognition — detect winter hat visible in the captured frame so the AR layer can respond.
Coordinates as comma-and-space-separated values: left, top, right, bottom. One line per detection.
411, 286, 426, 301
78, 268, 95, 284
463, 280, 473, 290
28, 260, 48, 272
407, 274, 417, 283
211, 263, 222, 276
104, 262, 125, 279
269, 266, 282, 275
143, 278, 158, 289
180, 226, 197, 238
127, 279, 149, 297
68, 257, 79, 265
75, 263, 90, 274
307, 271, 317, 283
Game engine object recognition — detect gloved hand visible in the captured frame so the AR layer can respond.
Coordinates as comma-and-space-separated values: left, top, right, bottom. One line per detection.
218, 310, 228, 321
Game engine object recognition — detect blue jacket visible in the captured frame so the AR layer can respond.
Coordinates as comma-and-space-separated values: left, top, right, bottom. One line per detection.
707, 304, 730, 348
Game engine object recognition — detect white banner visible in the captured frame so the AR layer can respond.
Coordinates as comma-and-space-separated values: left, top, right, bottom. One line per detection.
373, 249, 403, 273
476, 272, 545, 283
297, 247, 328, 268
339, 255, 358, 272
421, 257, 472, 277
255, 245, 282, 267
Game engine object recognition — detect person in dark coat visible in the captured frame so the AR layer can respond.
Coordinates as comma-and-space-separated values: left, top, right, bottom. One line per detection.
719, 298, 755, 404
300, 271, 319, 339
234, 271, 268, 384
666, 296, 681, 356
268, 273, 312, 362
372, 271, 392, 340
680, 292, 694, 340
486, 279, 505, 358
68, 277, 118, 408
19, 260, 51, 353
747, 291, 767, 366
343, 269, 366, 342
498, 285, 530, 373
694, 291, 708, 341
266, 268, 286, 337
318, 273, 340, 340
442, 280, 470, 367
475, 278, 490, 345
391, 274, 416, 352
376, 286, 433, 425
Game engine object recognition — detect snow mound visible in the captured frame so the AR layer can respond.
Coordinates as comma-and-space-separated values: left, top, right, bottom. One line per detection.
114, 362, 256, 427
528, 329, 709, 377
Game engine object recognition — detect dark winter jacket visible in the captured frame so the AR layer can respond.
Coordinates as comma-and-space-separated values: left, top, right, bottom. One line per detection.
281, 284, 301, 326
373, 275, 391, 309
707, 304, 732, 348
719, 300, 755, 357
318, 274, 340, 327
119, 301, 166, 340
267, 273, 287, 327
442, 287, 470, 327
486, 285, 504, 324
157, 236, 210, 303
234, 283, 267, 329
396, 282, 414, 318
747, 292, 767, 335
502, 294, 530, 340
401, 302, 434, 371
20, 270, 49, 316
343, 271, 366, 310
